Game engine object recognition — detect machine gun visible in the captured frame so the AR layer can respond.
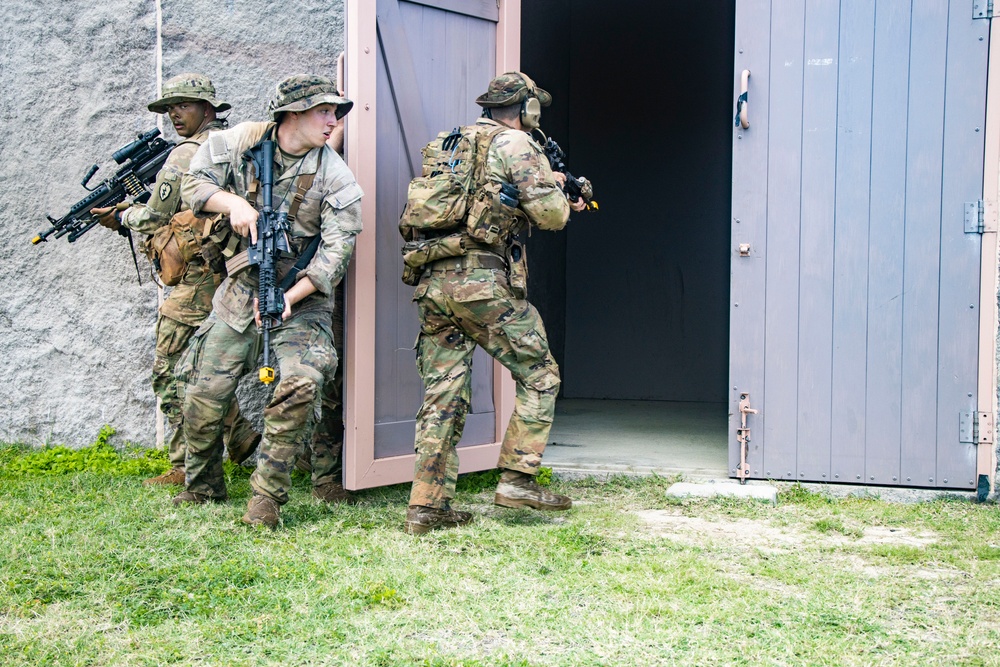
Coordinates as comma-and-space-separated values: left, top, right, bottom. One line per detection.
32, 128, 175, 281
246, 138, 291, 385
535, 131, 598, 211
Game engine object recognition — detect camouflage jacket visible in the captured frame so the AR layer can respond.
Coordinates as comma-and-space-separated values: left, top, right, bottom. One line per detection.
477, 118, 570, 231
182, 121, 363, 333
120, 120, 226, 235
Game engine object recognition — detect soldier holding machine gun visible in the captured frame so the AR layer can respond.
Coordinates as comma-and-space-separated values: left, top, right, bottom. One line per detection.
33, 74, 259, 486
176, 75, 362, 528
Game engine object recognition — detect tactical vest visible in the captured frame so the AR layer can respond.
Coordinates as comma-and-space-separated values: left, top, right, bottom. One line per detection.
222, 149, 323, 280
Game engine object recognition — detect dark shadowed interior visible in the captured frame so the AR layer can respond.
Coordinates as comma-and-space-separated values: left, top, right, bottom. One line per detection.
520, 0, 735, 474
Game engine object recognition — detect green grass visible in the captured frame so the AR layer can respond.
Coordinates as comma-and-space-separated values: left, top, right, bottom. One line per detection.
1, 441, 999, 666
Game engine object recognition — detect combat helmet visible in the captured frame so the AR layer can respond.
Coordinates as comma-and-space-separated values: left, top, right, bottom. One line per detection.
148, 73, 231, 114
267, 74, 354, 120
475, 71, 551, 109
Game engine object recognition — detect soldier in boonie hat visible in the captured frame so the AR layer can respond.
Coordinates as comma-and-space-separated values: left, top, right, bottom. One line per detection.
148, 73, 231, 114
475, 71, 552, 109
267, 74, 354, 121
475, 71, 551, 130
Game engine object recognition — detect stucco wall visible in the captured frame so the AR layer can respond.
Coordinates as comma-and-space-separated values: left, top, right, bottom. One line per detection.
1, 0, 345, 447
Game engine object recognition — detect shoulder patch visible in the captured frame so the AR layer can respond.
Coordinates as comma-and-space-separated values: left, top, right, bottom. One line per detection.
330, 182, 364, 209
158, 182, 173, 201
208, 132, 231, 164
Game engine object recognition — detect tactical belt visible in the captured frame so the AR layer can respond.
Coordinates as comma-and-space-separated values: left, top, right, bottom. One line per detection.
423, 251, 506, 274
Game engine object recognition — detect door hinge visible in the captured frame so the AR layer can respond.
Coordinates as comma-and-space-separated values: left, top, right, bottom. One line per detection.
964, 200, 997, 233
974, 0, 994, 19
960, 411, 994, 445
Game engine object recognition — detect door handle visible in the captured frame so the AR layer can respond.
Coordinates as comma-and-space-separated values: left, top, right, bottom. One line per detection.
734, 69, 750, 129
337, 51, 346, 94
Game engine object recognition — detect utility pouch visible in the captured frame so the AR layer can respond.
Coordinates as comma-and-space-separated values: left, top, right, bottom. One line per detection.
401, 233, 467, 269
465, 183, 503, 245
399, 173, 469, 240
401, 264, 422, 286
197, 214, 230, 276
506, 240, 528, 299
146, 210, 202, 286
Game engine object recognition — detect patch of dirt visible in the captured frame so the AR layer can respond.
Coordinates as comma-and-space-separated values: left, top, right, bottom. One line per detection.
631, 510, 938, 550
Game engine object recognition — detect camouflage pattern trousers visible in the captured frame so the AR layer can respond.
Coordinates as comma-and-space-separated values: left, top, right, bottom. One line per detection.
179, 309, 337, 503
308, 284, 346, 487
409, 264, 561, 509
154, 265, 257, 470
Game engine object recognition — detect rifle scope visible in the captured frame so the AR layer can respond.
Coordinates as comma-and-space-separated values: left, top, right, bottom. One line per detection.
112, 128, 161, 164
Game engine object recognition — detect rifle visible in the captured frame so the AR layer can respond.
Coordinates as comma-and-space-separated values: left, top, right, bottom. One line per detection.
32, 128, 176, 282
246, 138, 291, 385
535, 130, 598, 211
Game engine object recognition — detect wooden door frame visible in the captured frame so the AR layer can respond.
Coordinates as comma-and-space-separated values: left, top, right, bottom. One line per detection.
978, 18, 1000, 493
342, 0, 519, 490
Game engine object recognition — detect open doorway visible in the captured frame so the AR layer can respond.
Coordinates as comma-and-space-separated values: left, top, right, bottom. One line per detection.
521, 0, 735, 477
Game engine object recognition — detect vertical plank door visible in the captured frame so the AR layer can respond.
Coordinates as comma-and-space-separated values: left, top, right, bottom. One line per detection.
730, 0, 989, 490
344, 0, 519, 489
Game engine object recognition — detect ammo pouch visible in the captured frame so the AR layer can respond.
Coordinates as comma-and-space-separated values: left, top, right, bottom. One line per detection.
466, 181, 524, 246
196, 214, 235, 276
506, 240, 528, 299
145, 209, 203, 286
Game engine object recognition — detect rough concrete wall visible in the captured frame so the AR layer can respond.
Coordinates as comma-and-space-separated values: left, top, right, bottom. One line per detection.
2, 0, 344, 447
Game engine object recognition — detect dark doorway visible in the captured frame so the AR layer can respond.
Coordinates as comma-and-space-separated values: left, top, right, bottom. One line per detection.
521, 0, 735, 475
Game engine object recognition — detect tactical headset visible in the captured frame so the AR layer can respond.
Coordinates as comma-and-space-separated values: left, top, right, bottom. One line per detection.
517, 72, 542, 130
481, 72, 543, 129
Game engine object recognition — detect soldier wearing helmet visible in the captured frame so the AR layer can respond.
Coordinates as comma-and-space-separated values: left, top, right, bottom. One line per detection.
404, 71, 586, 535
90, 73, 260, 487
176, 75, 363, 528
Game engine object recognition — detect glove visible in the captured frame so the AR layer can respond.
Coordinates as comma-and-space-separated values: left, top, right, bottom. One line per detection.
91, 203, 129, 231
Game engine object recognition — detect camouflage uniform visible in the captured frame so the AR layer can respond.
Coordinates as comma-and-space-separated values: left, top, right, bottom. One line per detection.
119, 74, 258, 476
408, 74, 571, 511
303, 283, 347, 488
178, 77, 362, 508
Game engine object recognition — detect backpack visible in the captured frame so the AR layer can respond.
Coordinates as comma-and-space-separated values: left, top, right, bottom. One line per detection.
403, 123, 523, 236
399, 124, 524, 284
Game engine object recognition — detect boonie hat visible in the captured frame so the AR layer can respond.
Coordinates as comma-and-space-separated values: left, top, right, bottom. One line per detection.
148, 73, 231, 114
475, 71, 552, 108
267, 75, 354, 120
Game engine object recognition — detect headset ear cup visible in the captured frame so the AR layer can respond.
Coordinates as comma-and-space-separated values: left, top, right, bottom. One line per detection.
521, 96, 541, 129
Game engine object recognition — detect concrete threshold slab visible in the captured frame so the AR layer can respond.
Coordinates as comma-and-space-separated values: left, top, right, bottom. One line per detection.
548, 462, 729, 482
666, 480, 779, 504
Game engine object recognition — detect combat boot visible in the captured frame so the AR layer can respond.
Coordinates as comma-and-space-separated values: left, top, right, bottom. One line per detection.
404, 505, 473, 535
144, 467, 185, 486
494, 470, 572, 511
171, 490, 227, 505
312, 481, 356, 504
227, 432, 262, 466
242, 494, 280, 529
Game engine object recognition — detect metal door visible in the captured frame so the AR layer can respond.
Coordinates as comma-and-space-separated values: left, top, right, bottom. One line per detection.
730, 0, 989, 490
344, 0, 519, 489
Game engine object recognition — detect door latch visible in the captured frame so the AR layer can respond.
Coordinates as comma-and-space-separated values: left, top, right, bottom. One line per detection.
736, 392, 758, 484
